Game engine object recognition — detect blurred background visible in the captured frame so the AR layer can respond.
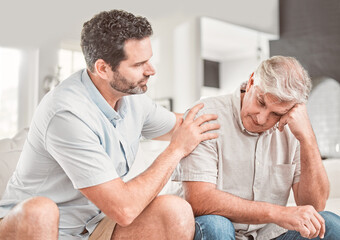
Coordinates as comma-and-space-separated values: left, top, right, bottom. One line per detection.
0, 0, 339, 159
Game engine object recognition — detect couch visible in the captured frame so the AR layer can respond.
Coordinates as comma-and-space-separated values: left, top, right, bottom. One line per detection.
1, 128, 339, 216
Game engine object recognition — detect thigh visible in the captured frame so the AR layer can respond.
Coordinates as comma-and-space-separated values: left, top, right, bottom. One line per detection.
274, 230, 312, 240
194, 215, 235, 240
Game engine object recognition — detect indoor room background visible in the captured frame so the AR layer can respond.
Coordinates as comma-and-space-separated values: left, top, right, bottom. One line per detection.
0, 0, 339, 157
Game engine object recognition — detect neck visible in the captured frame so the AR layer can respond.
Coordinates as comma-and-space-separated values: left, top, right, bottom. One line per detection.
87, 69, 124, 110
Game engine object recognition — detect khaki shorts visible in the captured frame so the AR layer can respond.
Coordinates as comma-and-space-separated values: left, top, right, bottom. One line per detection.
0, 217, 116, 240
89, 216, 117, 240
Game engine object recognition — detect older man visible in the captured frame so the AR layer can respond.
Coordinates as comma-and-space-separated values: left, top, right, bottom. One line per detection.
0, 10, 219, 240
173, 56, 340, 239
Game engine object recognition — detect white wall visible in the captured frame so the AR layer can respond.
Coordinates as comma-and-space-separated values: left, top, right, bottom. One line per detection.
0, 0, 279, 124
200, 17, 277, 98
220, 57, 259, 94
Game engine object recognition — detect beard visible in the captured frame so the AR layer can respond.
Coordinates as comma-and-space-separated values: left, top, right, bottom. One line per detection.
109, 70, 149, 95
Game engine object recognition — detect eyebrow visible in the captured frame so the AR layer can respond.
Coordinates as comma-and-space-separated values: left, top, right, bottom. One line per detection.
257, 94, 289, 116
133, 60, 148, 65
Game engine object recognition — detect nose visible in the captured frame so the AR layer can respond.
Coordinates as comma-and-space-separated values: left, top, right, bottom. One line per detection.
144, 61, 156, 76
256, 110, 269, 125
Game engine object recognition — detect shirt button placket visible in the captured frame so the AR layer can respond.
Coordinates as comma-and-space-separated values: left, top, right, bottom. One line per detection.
253, 136, 262, 200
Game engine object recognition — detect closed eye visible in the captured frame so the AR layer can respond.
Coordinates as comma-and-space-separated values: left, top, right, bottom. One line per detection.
273, 112, 283, 117
257, 98, 265, 106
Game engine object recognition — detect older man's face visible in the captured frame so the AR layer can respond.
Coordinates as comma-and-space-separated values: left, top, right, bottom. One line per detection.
241, 82, 295, 133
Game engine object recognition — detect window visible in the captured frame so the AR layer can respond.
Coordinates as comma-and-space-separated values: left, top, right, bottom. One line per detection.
58, 49, 86, 82
0, 47, 21, 138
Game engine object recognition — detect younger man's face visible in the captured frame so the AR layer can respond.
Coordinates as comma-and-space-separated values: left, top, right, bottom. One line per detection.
109, 37, 156, 95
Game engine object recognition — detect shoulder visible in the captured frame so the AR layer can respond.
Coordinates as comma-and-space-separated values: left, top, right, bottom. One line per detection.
192, 94, 233, 117
31, 71, 100, 135
44, 71, 93, 113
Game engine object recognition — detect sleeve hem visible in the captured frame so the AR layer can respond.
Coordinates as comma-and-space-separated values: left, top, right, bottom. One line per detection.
172, 173, 217, 185
74, 171, 119, 189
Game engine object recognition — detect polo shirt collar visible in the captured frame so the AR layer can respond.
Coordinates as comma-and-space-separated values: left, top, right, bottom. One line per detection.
81, 69, 127, 123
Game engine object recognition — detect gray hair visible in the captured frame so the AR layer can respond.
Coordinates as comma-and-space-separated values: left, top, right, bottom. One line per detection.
253, 56, 312, 103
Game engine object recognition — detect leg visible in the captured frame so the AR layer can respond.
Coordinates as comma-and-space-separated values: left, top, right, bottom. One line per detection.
0, 197, 59, 240
111, 195, 195, 240
275, 211, 340, 240
194, 215, 235, 240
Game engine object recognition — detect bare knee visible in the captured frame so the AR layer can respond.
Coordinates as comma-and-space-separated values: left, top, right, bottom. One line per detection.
154, 195, 195, 239
12, 196, 59, 227
0, 197, 59, 239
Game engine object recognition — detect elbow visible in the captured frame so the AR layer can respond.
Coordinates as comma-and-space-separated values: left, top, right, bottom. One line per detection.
113, 206, 140, 227
315, 189, 329, 212
187, 198, 207, 217
314, 204, 326, 212
314, 199, 327, 212
302, 197, 328, 212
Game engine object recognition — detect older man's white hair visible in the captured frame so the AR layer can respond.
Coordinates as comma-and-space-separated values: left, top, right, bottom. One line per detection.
253, 56, 312, 103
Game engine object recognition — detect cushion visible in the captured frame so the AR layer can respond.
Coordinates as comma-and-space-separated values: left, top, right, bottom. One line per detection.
0, 127, 28, 152
0, 150, 22, 198
0, 128, 28, 198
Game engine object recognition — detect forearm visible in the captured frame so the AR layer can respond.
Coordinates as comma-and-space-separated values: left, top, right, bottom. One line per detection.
122, 144, 184, 220
80, 104, 219, 226
186, 185, 282, 225
295, 135, 329, 210
184, 182, 326, 238
280, 104, 329, 210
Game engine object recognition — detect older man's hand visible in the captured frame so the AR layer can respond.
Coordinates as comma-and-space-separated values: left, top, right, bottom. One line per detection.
277, 103, 315, 143
274, 205, 325, 239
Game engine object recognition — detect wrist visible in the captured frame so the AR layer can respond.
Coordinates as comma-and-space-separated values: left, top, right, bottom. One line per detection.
165, 143, 186, 160
267, 204, 285, 224
298, 133, 317, 147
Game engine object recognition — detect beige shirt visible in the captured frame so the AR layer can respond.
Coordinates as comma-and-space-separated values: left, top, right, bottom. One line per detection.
173, 88, 301, 240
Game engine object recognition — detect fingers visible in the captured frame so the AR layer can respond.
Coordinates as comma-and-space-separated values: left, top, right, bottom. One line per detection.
308, 216, 321, 239
185, 103, 204, 121
200, 123, 220, 133
315, 212, 326, 239
194, 113, 218, 126
278, 115, 288, 132
304, 218, 318, 239
200, 132, 219, 142
299, 225, 311, 238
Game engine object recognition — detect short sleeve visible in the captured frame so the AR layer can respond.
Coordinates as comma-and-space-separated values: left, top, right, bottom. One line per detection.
292, 142, 301, 184
45, 111, 119, 189
172, 139, 219, 184
141, 99, 176, 139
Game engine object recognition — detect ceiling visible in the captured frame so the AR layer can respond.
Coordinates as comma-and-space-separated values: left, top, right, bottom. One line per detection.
0, 0, 278, 48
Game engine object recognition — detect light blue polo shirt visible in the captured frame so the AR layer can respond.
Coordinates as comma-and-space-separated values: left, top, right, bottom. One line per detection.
0, 69, 176, 239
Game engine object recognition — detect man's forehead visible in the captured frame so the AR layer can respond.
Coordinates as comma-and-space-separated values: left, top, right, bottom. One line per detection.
257, 90, 295, 113
123, 38, 152, 60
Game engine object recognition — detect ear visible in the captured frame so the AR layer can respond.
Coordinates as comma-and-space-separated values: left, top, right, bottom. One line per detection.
246, 72, 254, 92
93, 59, 111, 80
